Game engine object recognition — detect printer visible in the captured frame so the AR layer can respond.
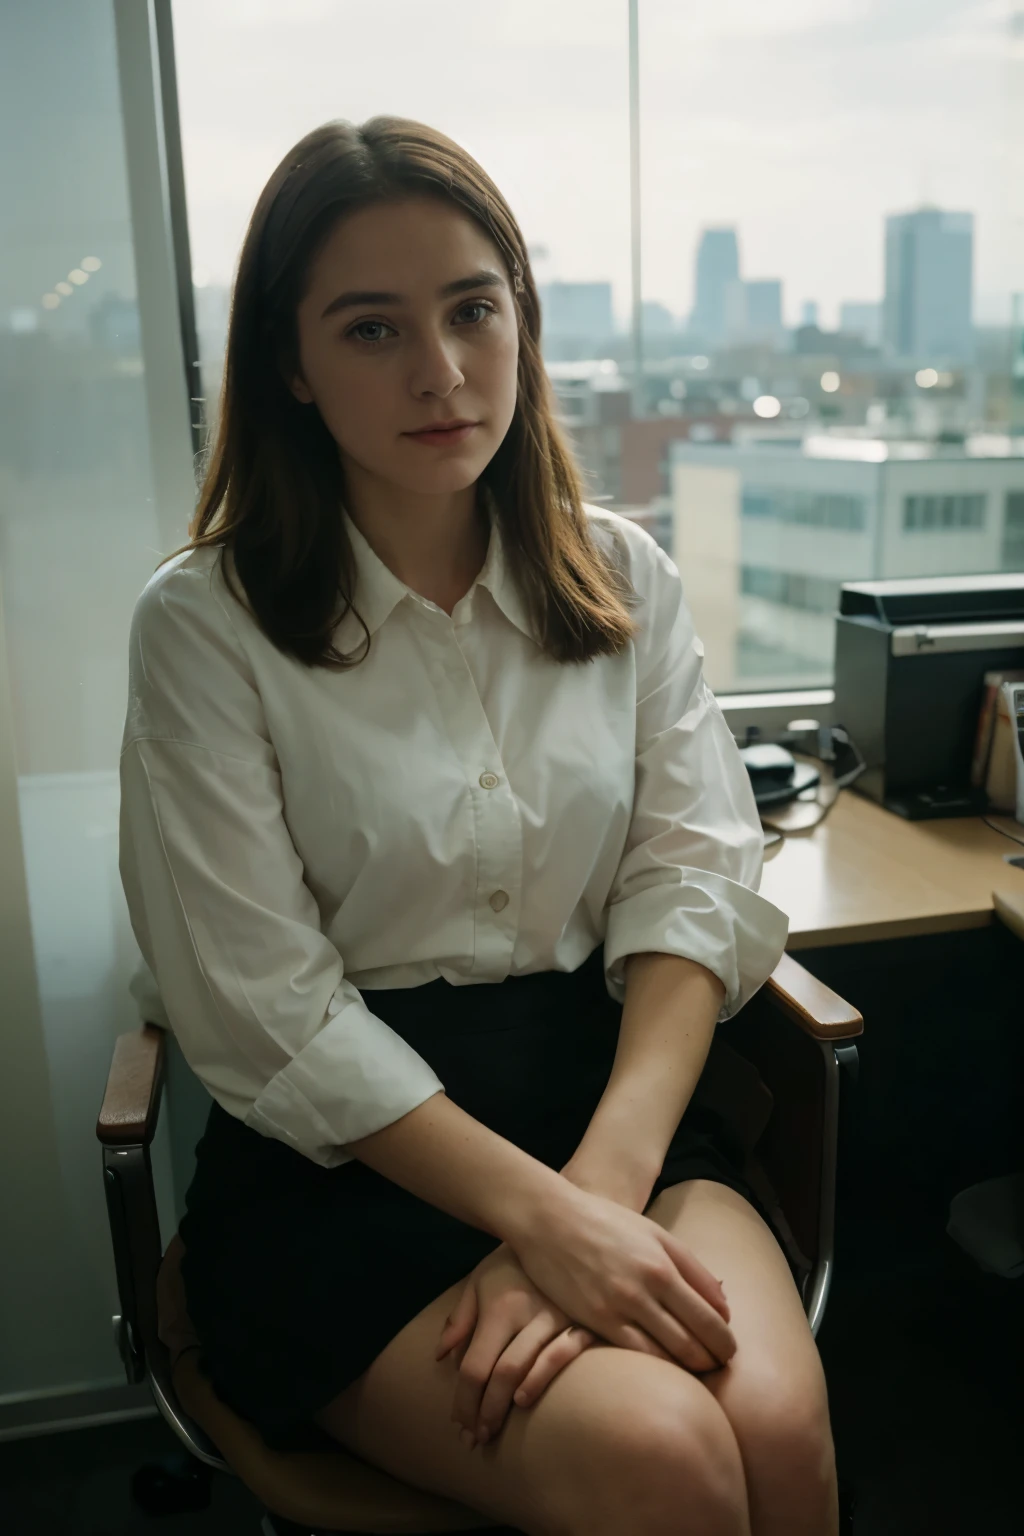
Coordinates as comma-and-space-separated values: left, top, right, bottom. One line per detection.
832, 571, 1024, 820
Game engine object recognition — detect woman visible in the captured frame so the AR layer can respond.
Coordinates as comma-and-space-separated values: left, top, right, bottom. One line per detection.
119, 118, 840, 1536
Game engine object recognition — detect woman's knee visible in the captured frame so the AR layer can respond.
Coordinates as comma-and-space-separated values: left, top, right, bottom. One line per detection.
723, 1358, 837, 1496
556, 1354, 750, 1536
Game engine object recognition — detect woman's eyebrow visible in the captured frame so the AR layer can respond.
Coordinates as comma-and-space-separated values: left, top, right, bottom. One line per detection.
319, 268, 506, 320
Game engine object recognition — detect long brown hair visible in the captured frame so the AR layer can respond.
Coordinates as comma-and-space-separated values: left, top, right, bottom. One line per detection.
165, 117, 642, 669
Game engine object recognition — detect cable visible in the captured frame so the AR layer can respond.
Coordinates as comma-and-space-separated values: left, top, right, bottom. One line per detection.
982, 815, 1024, 848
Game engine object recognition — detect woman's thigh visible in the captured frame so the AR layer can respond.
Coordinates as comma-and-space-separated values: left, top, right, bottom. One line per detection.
644, 1178, 837, 1515
313, 1265, 749, 1536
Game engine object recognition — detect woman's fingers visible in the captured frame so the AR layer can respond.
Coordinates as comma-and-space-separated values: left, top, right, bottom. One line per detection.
472, 1312, 568, 1439
436, 1282, 478, 1362
509, 1325, 598, 1410
659, 1228, 732, 1322
607, 1316, 717, 1373
634, 1264, 737, 1368
450, 1305, 524, 1437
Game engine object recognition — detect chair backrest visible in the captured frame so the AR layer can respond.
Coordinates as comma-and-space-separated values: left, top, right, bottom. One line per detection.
721, 993, 826, 1266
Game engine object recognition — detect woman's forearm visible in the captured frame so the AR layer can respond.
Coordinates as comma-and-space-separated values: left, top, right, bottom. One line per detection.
346, 1091, 573, 1245
572, 950, 726, 1183
347, 952, 725, 1241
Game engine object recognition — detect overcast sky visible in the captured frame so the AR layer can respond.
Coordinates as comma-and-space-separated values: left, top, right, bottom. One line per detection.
172, 0, 1024, 329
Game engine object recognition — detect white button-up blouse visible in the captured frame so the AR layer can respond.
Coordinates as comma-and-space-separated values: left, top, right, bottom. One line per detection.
119, 494, 789, 1168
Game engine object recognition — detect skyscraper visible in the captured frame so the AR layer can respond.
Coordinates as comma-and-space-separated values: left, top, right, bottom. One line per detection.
722, 277, 784, 345
744, 280, 784, 344
690, 228, 740, 344
538, 281, 615, 340
839, 302, 882, 347
883, 207, 974, 363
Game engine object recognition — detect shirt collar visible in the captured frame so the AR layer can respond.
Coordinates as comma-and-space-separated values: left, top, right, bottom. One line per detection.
336, 482, 537, 650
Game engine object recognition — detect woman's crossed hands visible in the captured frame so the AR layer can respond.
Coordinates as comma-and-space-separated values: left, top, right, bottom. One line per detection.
437, 1185, 735, 1450
436, 1242, 601, 1448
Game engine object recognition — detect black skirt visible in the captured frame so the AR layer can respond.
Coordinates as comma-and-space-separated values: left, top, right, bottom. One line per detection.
179, 942, 789, 1450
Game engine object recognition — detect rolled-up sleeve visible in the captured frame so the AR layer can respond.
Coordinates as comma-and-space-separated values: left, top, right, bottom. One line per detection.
602, 536, 789, 1022
118, 562, 444, 1167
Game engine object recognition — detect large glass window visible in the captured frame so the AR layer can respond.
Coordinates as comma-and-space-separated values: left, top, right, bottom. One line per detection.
640, 0, 1024, 691
170, 0, 631, 436
0, 0, 177, 1400
170, 0, 1024, 696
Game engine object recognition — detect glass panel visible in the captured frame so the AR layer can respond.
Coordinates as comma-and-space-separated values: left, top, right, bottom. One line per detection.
0, 0, 177, 1393
170, 0, 632, 457
640, 0, 1024, 692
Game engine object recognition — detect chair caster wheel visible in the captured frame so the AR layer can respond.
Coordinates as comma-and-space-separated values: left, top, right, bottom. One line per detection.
130, 1452, 213, 1515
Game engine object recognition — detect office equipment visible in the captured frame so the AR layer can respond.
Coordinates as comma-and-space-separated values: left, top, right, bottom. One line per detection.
832, 572, 1024, 820
740, 725, 865, 831
739, 742, 820, 807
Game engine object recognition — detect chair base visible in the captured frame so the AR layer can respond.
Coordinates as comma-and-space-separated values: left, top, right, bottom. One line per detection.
129, 1451, 213, 1517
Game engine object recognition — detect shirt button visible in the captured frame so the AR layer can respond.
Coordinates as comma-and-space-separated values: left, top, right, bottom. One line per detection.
479, 771, 499, 789
489, 890, 509, 912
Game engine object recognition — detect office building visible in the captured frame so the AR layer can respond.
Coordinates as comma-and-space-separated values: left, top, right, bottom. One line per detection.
742, 279, 784, 345
839, 302, 882, 347
690, 228, 740, 344
721, 277, 785, 346
538, 280, 615, 342
641, 299, 677, 335
883, 207, 974, 364
668, 434, 1024, 691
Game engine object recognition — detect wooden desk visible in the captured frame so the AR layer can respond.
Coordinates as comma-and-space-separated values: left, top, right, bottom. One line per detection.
758, 787, 1024, 951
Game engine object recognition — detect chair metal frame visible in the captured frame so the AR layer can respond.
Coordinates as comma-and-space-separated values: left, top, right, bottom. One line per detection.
97, 953, 862, 1533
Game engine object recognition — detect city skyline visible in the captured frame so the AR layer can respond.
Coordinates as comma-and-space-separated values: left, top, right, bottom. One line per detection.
187, 197, 995, 359
171, 0, 1023, 332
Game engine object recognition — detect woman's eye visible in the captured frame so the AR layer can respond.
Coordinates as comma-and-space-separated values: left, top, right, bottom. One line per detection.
346, 301, 496, 347
349, 319, 394, 344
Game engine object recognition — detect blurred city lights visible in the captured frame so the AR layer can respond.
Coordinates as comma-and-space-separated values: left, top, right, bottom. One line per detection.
753, 395, 782, 418
820, 371, 840, 392
915, 367, 939, 387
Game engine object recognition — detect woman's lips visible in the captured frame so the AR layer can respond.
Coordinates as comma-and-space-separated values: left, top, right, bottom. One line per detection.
404, 423, 478, 447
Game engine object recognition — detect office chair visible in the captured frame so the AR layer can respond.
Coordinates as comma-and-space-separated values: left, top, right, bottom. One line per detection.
97, 953, 862, 1534
941, 884, 1024, 1353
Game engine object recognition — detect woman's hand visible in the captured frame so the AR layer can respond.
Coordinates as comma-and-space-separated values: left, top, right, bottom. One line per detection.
436, 1243, 602, 1447
509, 1179, 736, 1371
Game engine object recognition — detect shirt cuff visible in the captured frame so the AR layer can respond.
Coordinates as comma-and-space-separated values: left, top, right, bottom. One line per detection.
602, 870, 790, 1023
244, 987, 445, 1167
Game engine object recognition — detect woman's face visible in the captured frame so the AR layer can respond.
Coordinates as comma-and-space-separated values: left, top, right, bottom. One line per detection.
289, 195, 520, 501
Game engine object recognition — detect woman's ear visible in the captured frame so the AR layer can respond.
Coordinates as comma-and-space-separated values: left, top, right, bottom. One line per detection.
288, 372, 315, 405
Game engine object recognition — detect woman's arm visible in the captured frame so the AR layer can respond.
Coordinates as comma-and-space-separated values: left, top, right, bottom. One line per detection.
561, 950, 725, 1204
347, 1093, 574, 1243
566, 528, 789, 1207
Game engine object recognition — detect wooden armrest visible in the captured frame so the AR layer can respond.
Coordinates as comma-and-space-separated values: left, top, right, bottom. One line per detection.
994, 885, 1024, 944
96, 1024, 166, 1147
764, 952, 863, 1041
